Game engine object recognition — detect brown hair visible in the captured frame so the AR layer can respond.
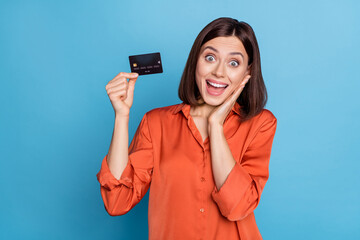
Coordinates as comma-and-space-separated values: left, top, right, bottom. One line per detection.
178, 17, 267, 121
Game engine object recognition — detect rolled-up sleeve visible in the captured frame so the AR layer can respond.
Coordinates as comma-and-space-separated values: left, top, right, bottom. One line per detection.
96, 113, 154, 216
211, 114, 277, 221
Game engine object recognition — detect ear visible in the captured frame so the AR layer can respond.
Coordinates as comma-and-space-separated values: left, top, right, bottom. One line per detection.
245, 63, 252, 76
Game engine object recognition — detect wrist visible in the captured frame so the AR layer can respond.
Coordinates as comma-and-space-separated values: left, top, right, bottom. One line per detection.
115, 114, 130, 123
208, 122, 223, 136
208, 120, 223, 129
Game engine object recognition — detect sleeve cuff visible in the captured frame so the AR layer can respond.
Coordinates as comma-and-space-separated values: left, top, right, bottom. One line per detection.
96, 154, 133, 190
211, 163, 253, 216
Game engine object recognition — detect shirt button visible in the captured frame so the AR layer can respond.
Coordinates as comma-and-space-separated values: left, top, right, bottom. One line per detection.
200, 208, 205, 213
200, 177, 205, 182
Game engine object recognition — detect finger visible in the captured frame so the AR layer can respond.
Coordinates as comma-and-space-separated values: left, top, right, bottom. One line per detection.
226, 82, 243, 103
126, 77, 138, 101
128, 76, 138, 89
230, 75, 251, 101
109, 89, 128, 101
107, 72, 139, 87
107, 72, 138, 87
212, 75, 251, 123
216, 87, 242, 116
241, 75, 251, 86
224, 82, 246, 110
106, 78, 127, 91
107, 82, 128, 95
106, 78, 127, 90
226, 88, 242, 111
115, 72, 139, 80
235, 82, 246, 97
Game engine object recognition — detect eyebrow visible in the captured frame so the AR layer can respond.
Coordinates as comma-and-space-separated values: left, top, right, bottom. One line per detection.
202, 46, 244, 60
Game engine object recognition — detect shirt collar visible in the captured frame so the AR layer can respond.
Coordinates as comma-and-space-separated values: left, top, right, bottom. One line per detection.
173, 101, 242, 119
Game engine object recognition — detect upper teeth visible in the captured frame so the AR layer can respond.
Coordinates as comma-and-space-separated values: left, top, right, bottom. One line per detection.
208, 81, 227, 88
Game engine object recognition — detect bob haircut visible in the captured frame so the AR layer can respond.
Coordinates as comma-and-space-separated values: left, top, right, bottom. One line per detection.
178, 17, 267, 122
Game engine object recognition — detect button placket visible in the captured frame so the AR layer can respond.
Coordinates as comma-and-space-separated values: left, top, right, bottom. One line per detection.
199, 141, 206, 240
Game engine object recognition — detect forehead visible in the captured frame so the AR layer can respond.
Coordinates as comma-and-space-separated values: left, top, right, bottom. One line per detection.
201, 36, 246, 55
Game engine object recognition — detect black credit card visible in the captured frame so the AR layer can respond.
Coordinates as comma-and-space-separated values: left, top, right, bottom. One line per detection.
129, 52, 163, 75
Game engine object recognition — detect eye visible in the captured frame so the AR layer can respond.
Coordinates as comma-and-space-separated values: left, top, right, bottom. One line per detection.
205, 55, 215, 62
229, 60, 239, 67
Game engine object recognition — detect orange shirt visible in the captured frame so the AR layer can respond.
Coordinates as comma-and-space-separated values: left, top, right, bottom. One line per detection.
96, 101, 277, 240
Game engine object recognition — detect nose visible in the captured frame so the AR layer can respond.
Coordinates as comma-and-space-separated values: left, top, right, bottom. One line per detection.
212, 61, 226, 78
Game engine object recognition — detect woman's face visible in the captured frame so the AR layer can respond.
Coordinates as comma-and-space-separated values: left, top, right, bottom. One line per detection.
195, 36, 250, 106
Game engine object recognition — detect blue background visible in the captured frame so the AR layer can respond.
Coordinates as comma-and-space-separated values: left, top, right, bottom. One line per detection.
1, 0, 359, 239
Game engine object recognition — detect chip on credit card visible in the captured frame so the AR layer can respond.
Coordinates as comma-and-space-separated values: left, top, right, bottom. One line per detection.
129, 52, 163, 75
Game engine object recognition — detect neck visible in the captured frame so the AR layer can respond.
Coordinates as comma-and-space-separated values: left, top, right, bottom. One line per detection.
189, 99, 216, 119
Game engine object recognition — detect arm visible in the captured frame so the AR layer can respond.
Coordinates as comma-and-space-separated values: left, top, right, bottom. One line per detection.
104, 71, 139, 180
207, 74, 251, 190
96, 113, 154, 216
107, 115, 130, 180
208, 123, 236, 190
210, 115, 277, 221
96, 72, 153, 216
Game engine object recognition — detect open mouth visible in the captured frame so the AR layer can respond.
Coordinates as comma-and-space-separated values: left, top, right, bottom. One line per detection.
205, 79, 228, 96
206, 80, 228, 89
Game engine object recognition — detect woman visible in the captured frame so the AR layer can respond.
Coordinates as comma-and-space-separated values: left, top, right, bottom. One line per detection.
97, 17, 277, 240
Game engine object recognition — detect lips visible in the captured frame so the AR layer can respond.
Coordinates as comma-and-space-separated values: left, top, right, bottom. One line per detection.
205, 79, 228, 96
206, 79, 228, 87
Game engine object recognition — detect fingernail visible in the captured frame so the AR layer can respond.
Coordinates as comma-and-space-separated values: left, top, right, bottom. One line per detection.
132, 73, 138, 77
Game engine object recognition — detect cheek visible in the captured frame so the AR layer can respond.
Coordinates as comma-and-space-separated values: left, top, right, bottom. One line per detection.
195, 66, 201, 85
228, 68, 247, 84
195, 61, 207, 86
196, 59, 212, 76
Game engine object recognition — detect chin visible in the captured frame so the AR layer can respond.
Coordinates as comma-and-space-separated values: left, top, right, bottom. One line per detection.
202, 96, 225, 106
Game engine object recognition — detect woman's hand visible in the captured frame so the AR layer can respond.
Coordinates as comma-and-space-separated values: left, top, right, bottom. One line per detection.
105, 72, 139, 117
207, 75, 251, 129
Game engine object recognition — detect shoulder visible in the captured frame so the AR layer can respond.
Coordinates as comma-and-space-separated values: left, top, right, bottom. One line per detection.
255, 108, 277, 133
257, 108, 277, 123
144, 103, 183, 120
140, 103, 183, 136
243, 108, 277, 133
